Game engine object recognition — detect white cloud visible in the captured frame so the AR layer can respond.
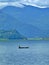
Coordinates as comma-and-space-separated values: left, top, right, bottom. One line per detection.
0, 2, 8, 9
0, 0, 49, 9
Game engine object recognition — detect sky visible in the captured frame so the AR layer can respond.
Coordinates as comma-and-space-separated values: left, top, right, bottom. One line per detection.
0, 0, 49, 9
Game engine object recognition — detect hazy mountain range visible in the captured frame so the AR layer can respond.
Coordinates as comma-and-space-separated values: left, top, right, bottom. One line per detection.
0, 5, 49, 38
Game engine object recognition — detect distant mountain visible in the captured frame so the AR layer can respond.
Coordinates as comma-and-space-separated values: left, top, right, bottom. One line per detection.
0, 30, 25, 40
0, 6, 49, 38
1, 5, 49, 30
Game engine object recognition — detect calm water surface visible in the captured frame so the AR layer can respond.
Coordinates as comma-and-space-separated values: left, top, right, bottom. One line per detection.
0, 41, 49, 65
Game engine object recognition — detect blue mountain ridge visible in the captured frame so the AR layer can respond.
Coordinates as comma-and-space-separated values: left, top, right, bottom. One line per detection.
0, 11, 26, 39
0, 30, 25, 40
0, 5, 49, 38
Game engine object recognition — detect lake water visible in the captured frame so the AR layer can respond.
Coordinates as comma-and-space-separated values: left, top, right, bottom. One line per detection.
0, 40, 49, 65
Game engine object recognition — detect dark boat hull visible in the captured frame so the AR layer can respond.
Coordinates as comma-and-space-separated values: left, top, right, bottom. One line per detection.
19, 46, 29, 49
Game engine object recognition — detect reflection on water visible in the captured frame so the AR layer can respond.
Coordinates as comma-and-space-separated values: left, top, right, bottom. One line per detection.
0, 41, 49, 65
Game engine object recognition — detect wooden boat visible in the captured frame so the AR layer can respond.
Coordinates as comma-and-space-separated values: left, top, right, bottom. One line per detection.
19, 45, 29, 49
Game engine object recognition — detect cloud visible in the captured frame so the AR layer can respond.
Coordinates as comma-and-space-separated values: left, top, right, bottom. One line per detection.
0, 2, 8, 9
20, 0, 49, 8
0, 0, 49, 9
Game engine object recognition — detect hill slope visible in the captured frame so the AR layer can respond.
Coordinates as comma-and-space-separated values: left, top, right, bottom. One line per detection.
0, 6, 49, 38
0, 30, 25, 40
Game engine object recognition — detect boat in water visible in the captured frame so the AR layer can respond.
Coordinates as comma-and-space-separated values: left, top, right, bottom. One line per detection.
19, 45, 29, 49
